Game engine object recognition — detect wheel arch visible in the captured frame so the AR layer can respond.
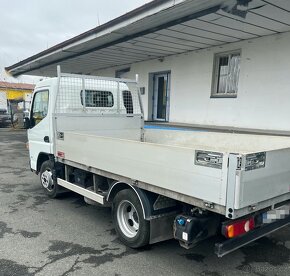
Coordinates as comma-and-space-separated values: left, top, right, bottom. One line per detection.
36, 152, 53, 173
107, 182, 152, 219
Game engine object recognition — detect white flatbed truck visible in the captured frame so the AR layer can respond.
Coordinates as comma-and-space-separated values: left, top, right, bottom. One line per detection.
25, 67, 290, 257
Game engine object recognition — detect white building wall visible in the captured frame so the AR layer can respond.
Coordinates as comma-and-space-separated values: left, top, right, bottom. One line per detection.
95, 32, 290, 132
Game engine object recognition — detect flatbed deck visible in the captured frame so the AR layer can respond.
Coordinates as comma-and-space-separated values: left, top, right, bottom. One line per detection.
145, 121, 290, 137
56, 128, 290, 218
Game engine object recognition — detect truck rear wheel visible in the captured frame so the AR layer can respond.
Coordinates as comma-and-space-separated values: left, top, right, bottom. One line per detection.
112, 189, 150, 248
39, 160, 60, 198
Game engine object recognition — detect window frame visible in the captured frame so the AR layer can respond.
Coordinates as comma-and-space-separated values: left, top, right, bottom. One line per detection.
211, 50, 241, 99
30, 89, 49, 127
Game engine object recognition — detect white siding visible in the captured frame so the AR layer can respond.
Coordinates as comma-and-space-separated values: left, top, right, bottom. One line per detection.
95, 32, 290, 132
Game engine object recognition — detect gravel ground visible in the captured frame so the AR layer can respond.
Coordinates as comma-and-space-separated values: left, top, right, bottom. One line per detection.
0, 128, 289, 276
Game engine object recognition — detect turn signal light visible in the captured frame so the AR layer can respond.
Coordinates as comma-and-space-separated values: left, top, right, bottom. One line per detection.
223, 218, 255, 238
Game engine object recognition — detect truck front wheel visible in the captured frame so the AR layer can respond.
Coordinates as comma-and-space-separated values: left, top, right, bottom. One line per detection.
112, 189, 150, 248
39, 160, 60, 198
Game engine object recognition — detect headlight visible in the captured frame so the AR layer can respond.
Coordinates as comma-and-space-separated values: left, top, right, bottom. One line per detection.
245, 152, 266, 171
195, 151, 223, 169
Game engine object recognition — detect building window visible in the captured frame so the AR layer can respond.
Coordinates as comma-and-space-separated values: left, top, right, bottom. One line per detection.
211, 51, 241, 98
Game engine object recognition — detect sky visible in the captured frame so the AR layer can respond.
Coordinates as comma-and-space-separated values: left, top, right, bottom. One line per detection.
0, 0, 152, 84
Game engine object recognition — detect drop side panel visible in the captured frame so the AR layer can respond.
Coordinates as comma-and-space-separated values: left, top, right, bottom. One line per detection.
235, 148, 290, 209
56, 132, 228, 206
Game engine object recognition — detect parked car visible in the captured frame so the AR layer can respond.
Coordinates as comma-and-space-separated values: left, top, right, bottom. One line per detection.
0, 109, 11, 127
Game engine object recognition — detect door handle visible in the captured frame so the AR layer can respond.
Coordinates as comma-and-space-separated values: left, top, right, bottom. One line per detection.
44, 136, 50, 143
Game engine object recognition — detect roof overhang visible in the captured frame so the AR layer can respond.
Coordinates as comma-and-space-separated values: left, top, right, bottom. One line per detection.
6, 0, 290, 77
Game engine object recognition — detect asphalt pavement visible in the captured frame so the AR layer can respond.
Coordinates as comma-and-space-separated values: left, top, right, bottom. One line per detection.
0, 128, 289, 276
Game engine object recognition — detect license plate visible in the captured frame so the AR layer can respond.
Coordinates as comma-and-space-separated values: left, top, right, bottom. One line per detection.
262, 204, 290, 224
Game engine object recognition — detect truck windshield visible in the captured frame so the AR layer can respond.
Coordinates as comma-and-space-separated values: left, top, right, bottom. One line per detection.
30, 90, 49, 127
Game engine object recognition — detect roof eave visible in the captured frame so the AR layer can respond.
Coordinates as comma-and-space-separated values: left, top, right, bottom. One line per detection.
5, 0, 177, 73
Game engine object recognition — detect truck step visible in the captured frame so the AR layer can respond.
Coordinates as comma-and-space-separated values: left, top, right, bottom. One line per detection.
84, 186, 110, 206
57, 178, 104, 205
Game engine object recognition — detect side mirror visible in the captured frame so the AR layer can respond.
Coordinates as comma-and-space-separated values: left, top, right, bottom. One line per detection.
24, 117, 31, 129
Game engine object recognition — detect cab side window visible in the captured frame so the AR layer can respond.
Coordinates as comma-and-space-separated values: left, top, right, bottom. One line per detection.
122, 90, 133, 114
30, 90, 49, 127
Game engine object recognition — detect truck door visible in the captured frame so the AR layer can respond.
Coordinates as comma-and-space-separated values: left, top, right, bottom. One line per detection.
28, 89, 51, 171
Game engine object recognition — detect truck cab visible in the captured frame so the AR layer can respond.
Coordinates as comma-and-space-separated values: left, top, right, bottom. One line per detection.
26, 79, 55, 171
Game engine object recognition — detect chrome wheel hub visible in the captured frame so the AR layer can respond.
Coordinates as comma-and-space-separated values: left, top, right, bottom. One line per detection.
41, 170, 54, 192
117, 200, 139, 238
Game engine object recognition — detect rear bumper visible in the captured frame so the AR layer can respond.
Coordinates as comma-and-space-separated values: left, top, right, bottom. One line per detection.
215, 215, 290, 257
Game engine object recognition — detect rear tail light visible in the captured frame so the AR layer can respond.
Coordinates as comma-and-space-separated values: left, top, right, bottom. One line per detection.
223, 217, 255, 238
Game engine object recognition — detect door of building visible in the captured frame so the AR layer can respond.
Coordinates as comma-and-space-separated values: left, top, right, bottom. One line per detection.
153, 72, 170, 121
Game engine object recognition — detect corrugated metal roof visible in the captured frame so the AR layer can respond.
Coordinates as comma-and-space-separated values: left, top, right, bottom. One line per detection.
6, 0, 290, 77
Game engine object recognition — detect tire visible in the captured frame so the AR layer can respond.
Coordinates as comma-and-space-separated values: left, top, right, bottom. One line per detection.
112, 189, 150, 248
39, 160, 60, 198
